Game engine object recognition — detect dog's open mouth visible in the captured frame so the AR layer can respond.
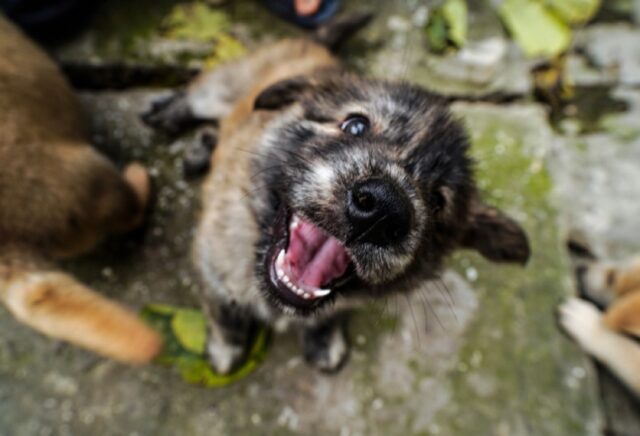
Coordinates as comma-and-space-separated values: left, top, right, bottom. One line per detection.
267, 213, 353, 310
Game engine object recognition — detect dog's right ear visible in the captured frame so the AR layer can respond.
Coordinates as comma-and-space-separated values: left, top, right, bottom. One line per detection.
254, 76, 313, 110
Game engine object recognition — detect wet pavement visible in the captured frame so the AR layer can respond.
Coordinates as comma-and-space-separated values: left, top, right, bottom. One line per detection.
2, 0, 640, 435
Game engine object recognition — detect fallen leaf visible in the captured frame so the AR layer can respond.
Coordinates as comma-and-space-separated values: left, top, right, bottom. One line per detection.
544, 0, 602, 25
425, 0, 468, 52
141, 304, 270, 387
425, 11, 449, 52
163, 3, 230, 42
498, 0, 572, 58
442, 0, 468, 47
171, 309, 207, 354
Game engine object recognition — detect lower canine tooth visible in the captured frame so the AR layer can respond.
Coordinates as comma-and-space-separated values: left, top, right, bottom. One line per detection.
312, 288, 331, 298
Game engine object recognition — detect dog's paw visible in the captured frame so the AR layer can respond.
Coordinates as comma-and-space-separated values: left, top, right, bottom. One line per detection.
558, 297, 605, 354
141, 91, 196, 135
183, 129, 217, 179
206, 336, 247, 375
302, 322, 349, 373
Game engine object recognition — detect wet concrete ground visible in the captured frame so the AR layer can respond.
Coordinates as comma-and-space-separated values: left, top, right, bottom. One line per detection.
2, 0, 640, 434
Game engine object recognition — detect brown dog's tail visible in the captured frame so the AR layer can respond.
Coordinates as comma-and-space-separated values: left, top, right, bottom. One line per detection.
0, 248, 162, 364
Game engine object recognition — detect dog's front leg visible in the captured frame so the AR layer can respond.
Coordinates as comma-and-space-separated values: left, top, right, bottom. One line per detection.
204, 302, 258, 375
302, 313, 350, 373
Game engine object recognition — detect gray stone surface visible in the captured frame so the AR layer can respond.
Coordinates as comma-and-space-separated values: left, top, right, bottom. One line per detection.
575, 24, 640, 87
358, 2, 533, 98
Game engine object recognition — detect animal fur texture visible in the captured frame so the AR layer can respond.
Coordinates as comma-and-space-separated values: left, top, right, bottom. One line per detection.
145, 20, 530, 373
0, 15, 161, 364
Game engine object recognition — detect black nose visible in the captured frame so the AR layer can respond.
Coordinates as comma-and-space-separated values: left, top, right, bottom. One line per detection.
346, 178, 412, 246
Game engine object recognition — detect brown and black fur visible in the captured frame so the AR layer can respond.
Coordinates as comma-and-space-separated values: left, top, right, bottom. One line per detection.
0, 16, 161, 364
560, 242, 640, 397
145, 16, 530, 374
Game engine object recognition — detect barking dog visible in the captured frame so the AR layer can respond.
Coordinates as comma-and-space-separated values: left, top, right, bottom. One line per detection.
560, 242, 640, 397
0, 16, 161, 363
145, 17, 530, 374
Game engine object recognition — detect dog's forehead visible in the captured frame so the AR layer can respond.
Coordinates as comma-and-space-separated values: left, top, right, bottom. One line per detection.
313, 78, 437, 115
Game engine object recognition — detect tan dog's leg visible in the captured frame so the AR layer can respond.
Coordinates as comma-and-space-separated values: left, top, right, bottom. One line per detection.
0, 255, 161, 364
603, 291, 640, 337
559, 297, 640, 396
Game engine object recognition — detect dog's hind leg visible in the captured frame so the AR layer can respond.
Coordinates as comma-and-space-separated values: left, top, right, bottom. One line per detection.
559, 297, 640, 397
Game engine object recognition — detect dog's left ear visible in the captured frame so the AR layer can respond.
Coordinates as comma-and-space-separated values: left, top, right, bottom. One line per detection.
254, 76, 313, 110
462, 199, 531, 265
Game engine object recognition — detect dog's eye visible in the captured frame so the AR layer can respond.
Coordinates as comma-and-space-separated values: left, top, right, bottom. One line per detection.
340, 115, 370, 136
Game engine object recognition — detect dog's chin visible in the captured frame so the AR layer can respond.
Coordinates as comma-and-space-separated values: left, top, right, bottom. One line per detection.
262, 207, 355, 316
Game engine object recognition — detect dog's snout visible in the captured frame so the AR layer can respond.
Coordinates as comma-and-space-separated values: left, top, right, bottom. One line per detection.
346, 178, 412, 246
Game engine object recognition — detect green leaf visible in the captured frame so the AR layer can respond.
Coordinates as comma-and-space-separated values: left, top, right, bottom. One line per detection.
176, 328, 270, 388
544, 0, 602, 24
425, 0, 468, 52
143, 303, 179, 315
163, 3, 231, 42
442, 0, 468, 47
498, 0, 572, 58
141, 304, 270, 387
171, 309, 207, 354
425, 12, 450, 53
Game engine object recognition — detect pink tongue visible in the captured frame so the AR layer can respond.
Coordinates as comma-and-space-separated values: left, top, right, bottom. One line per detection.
285, 217, 350, 288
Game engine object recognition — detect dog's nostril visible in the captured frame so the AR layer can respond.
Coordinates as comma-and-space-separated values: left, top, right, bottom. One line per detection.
347, 178, 412, 246
353, 191, 376, 213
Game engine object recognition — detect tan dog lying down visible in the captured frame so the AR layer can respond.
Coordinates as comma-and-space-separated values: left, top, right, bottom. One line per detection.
560, 244, 640, 396
0, 16, 161, 363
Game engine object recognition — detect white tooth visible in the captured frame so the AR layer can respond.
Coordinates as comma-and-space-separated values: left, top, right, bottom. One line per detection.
277, 249, 286, 266
276, 268, 284, 278
303, 293, 311, 299
283, 275, 290, 284
296, 288, 303, 295
311, 288, 332, 298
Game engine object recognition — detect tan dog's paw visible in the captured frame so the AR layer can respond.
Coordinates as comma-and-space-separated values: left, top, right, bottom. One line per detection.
559, 297, 605, 354
123, 163, 151, 209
